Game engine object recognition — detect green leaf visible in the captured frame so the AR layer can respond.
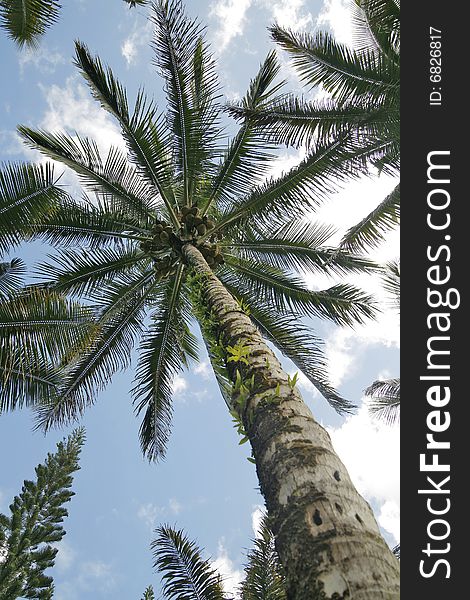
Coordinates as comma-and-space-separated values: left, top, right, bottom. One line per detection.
0, 162, 66, 254
0, 0, 61, 48
0, 257, 26, 298
37, 245, 147, 298
240, 515, 287, 600
220, 257, 377, 326
340, 182, 400, 252
35, 269, 156, 430
151, 525, 225, 600
73, 41, 178, 224
17, 128, 158, 226
151, 0, 221, 207
365, 377, 400, 425
133, 265, 199, 460
270, 26, 399, 104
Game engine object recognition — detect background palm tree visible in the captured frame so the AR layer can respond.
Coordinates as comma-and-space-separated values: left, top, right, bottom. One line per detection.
228, 0, 400, 253
9, 1, 399, 595
0, 0, 146, 48
365, 259, 400, 424
0, 163, 94, 412
150, 518, 286, 600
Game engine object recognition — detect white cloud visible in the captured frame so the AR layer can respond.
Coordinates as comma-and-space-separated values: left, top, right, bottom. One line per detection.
211, 541, 244, 597
53, 540, 76, 573
194, 360, 212, 379
259, 0, 313, 31
317, 0, 354, 47
209, 0, 253, 52
377, 499, 400, 543
55, 558, 117, 599
137, 498, 183, 528
328, 404, 400, 544
169, 497, 182, 515
79, 560, 117, 592
251, 505, 265, 538
19, 46, 65, 75
137, 502, 161, 529
121, 20, 153, 67
39, 77, 124, 154
324, 327, 358, 388
173, 374, 188, 395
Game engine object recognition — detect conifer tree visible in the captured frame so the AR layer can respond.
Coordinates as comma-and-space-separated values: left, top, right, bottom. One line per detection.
0, 428, 85, 599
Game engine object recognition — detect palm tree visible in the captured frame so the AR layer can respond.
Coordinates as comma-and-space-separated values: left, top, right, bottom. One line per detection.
228, 0, 400, 253
365, 260, 400, 424
150, 519, 286, 600
0, 164, 94, 412
0, 0, 147, 48
12, 1, 399, 595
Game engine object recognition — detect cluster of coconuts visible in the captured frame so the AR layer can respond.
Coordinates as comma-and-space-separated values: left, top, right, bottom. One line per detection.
139, 220, 179, 279
139, 207, 224, 279
179, 206, 224, 267
140, 220, 174, 254
179, 205, 215, 237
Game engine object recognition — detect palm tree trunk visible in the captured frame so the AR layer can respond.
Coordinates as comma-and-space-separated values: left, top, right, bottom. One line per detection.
182, 243, 399, 600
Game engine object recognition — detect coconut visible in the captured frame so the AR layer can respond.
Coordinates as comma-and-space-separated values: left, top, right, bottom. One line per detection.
196, 224, 207, 235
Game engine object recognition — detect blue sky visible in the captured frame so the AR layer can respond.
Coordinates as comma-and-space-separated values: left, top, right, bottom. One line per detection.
0, 1, 400, 598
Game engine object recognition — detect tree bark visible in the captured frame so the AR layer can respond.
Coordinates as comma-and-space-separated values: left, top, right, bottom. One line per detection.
182, 243, 399, 600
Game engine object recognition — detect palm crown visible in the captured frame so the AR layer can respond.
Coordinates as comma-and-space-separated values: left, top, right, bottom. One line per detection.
14, 0, 378, 460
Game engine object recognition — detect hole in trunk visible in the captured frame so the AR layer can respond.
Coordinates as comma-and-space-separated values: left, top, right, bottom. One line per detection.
313, 509, 323, 526
333, 470, 341, 481
355, 513, 364, 525
335, 503, 343, 514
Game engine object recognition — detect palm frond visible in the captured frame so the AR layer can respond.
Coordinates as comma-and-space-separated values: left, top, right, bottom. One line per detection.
28, 197, 147, 248
225, 220, 377, 277
240, 515, 286, 600
365, 377, 400, 425
0, 0, 61, 48
151, 524, 224, 600
340, 182, 399, 252
0, 162, 66, 253
133, 265, 199, 460
151, 0, 220, 206
0, 257, 26, 298
208, 51, 282, 212
382, 259, 399, 309
0, 287, 93, 365
0, 288, 93, 413
270, 27, 399, 104
35, 269, 156, 430
18, 128, 157, 225
352, 0, 400, 59
36, 245, 147, 297
244, 301, 355, 414
73, 41, 178, 225
220, 257, 377, 326
207, 134, 391, 237
226, 94, 399, 152
0, 348, 60, 414
124, 0, 148, 7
